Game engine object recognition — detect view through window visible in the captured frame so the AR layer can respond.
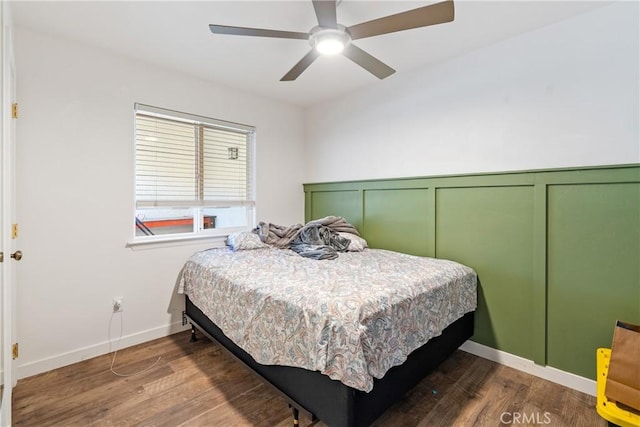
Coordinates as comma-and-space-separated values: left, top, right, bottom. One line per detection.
134, 104, 255, 238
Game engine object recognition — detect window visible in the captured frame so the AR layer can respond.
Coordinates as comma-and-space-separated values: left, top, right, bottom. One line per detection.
133, 104, 255, 241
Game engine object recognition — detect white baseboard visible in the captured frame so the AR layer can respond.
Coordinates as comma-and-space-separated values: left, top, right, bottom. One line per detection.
17, 321, 190, 380
459, 340, 596, 396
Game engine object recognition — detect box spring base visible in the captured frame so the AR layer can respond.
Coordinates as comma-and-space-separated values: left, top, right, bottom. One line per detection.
185, 295, 474, 427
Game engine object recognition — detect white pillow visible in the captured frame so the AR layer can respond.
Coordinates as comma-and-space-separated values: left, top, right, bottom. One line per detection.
337, 232, 368, 252
226, 231, 269, 251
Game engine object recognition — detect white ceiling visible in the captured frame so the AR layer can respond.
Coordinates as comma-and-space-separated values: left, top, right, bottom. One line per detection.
11, 0, 611, 108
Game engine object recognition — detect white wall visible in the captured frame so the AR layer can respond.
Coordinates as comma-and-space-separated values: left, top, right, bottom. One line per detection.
12, 1, 640, 380
14, 28, 306, 377
305, 2, 640, 182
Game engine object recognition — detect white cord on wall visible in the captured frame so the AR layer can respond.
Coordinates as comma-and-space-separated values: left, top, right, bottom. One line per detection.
108, 311, 161, 377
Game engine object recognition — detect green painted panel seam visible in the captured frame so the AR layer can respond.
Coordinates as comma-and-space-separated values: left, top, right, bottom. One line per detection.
361, 186, 429, 192
362, 189, 367, 238
425, 182, 535, 190
427, 188, 436, 258
304, 191, 312, 223
422, 174, 535, 187
305, 178, 536, 191
532, 183, 548, 365
304, 164, 639, 189
304, 171, 639, 194
534, 168, 640, 185
358, 189, 365, 237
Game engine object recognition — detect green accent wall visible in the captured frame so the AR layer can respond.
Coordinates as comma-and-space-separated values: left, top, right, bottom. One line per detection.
436, 186, 535, 360
547, 183, 640, 378
308, 190, 362, 232
364, 189, 430, 256
304, 165, 640, 380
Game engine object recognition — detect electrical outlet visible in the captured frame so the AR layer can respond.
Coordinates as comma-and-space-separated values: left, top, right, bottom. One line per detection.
113, 297, 124, 313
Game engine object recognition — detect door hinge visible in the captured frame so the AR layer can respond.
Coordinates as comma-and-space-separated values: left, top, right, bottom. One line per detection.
0, 252, 3, 262
12, 223, 18, 239
12, 343, 19, 359
12, 103, 18, 119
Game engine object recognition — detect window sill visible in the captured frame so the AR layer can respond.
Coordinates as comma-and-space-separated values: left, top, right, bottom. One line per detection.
126, 232, 230, 251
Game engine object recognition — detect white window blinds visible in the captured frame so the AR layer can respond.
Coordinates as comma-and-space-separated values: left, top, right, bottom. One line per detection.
135, 104, 255, 209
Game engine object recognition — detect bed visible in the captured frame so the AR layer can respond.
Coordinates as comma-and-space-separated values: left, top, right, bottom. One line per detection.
180, 245, 477, 426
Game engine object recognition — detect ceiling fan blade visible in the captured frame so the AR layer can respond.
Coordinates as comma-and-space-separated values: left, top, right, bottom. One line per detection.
348, 0, 454, 40
342, 44, 395, 80
312, 0, 338, 29
209, 24, 309, 40
281, 50, 321, 81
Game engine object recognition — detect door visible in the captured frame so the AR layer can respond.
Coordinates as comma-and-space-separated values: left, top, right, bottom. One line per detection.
1, 2, 17, 425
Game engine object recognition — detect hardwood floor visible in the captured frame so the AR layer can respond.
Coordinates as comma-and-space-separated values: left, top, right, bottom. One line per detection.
12, 331, 604, 426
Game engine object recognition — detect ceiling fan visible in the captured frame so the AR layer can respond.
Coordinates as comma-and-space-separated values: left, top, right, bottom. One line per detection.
209, 0, 455, 81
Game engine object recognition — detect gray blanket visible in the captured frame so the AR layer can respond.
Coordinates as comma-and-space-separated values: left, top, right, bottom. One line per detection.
255, 222, 302, 248
290, 224, 351, 260
305, 216, 360, 236
256, 216, 358, 259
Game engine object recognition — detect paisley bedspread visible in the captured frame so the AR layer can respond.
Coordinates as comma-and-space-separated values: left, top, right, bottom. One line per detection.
179, 247, 477, 392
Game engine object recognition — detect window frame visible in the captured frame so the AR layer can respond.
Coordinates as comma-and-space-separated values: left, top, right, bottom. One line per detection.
128, 103, 256, 249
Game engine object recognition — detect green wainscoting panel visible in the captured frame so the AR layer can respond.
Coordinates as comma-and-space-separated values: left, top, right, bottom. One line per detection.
303, 164, 640, 381
435, 186, 535, 360
547, 183, 640, 380
308, 190, 363, 231
363, 189, 430, 256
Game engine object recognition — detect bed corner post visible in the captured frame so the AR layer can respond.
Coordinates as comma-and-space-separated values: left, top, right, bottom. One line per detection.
289, 405, 299, 426
190, 323, 198, 342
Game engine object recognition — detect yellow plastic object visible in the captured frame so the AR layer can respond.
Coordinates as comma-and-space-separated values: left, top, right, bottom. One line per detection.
596, 348, 640, 427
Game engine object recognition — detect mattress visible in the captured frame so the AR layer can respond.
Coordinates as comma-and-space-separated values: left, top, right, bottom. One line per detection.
179, 247, 477, 392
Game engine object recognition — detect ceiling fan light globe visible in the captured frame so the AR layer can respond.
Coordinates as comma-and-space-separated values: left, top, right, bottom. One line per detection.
316, 38, 345, 55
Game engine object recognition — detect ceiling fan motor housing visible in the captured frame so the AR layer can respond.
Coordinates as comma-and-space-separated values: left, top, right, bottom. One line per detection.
309, 25, 351, 55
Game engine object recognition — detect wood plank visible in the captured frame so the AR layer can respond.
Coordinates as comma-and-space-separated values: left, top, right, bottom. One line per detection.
12, 331, 605, 426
